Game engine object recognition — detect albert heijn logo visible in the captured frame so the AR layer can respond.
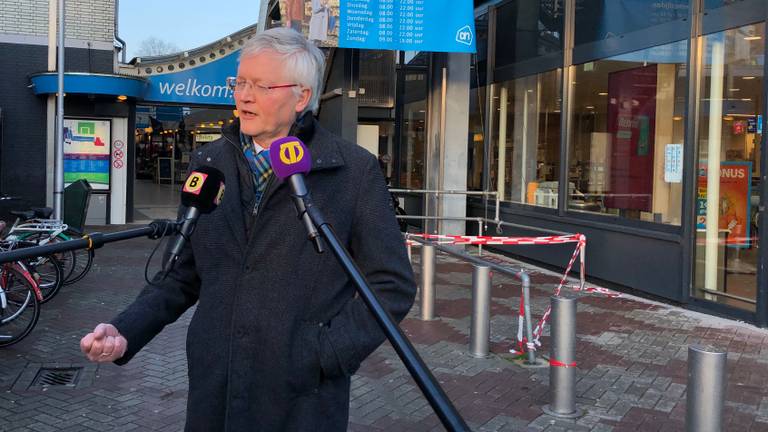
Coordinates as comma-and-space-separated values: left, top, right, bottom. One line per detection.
183, 171, 208, 195
278, 140, 305, 165
456, 25, 473, 46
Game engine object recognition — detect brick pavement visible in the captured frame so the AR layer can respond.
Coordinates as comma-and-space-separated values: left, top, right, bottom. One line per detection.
1, 227, 768, 431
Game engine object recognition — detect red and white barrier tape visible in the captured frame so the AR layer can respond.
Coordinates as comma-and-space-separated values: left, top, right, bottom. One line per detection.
404, 232, 618, 356
518, 234, 587, 352
408, 233, 584, 246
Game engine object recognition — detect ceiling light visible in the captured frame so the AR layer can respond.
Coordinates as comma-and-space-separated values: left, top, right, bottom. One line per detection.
586, 106, 595, 109
741, 98, 752, 101
743, 76, 756, 80
744, 36, 762, 41
673, 116, 683, 121
729, 88, 740, 92
598, 92, 608, 96
116, 95, 127, 101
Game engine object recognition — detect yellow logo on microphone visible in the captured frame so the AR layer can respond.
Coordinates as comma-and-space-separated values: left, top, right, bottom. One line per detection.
214, 183, 225, 205
279, 140, 304, 165
183, 172, 208, 195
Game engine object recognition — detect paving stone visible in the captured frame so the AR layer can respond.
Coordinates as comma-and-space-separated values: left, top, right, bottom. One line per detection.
1, 234, 768, 431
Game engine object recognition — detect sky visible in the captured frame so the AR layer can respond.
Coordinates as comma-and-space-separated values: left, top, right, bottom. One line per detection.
118, 0, 263, 60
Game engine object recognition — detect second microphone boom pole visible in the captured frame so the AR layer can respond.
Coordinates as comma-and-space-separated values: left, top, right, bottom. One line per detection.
0, 220, 179, 265
302, 200, 470, 432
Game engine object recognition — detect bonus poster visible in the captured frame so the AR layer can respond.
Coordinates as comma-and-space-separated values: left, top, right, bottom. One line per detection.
63, 119, 111, 190
696, 161, 752, 248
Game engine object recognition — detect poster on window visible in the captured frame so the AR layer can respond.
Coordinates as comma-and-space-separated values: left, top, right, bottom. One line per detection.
63, 119, 111, 190
605, 64, 658, 212
696, 161, 752, 248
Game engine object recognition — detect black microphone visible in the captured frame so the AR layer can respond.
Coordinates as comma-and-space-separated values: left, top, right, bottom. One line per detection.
268, 136, 324, 253
164, 166, 226, 272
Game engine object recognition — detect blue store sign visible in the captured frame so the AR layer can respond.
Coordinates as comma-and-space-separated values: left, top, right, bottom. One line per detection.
338, 0, 476, 53
143, 52, 239, 105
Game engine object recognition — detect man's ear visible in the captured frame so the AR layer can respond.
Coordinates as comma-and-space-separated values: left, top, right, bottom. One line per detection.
294, 87, 312, 113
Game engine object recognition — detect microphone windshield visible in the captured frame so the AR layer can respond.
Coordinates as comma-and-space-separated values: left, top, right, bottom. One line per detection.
269, 136, 311, 180
181, 165, 225, 213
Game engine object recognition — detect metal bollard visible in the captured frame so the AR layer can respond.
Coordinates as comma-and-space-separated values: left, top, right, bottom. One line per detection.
406, 242, 412, 264
521, 276, 537, 365
469, 265, 491, 358
420, 244, 436, 321
543, 294, 580, 418
686, 345, 726, 432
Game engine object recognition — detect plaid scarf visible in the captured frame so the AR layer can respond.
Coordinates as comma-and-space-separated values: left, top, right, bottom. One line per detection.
240, 131, 273, 207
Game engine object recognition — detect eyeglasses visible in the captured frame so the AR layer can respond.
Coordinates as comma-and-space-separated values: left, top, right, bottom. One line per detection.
226, 77, 300, 95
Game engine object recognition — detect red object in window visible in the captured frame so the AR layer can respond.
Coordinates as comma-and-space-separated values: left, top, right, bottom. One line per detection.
733, 121, 746, 135
94, 137, 105, 146
606, 64, 658, 212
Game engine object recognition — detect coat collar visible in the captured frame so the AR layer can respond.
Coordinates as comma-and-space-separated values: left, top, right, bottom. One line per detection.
222, 113, 345, 172
216, 113, 345, 252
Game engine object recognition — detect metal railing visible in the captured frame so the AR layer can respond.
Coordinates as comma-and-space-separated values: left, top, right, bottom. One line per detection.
390, 187, 576, 239
409, 236, 537, 365
389, 189, 500, 223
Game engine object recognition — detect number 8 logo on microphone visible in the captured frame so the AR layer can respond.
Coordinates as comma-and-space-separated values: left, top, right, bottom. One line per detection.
183, 172, 208, 195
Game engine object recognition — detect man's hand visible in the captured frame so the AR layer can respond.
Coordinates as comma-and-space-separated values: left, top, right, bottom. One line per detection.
80, 323, 127, 363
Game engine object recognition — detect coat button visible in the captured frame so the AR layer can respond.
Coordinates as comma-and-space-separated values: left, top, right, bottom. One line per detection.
244, 265, 252, 272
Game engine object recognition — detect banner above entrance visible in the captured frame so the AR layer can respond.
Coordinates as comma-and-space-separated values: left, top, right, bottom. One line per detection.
279, 0, 476, 53
143, 52, 238, 105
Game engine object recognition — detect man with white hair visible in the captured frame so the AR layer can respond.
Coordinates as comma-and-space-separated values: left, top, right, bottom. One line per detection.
80, 28, 416, 431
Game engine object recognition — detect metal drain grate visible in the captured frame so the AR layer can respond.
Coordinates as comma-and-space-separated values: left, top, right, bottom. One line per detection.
30, 367, 81, 388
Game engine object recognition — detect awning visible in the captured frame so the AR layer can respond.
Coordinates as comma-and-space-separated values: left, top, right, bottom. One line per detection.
29, 72, 147, 99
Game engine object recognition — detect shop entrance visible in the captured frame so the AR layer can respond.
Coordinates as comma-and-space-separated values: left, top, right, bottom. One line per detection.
692, 22, 765, 312
133, 105, 236, 222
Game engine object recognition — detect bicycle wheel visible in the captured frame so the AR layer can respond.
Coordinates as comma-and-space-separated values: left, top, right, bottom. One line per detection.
60, 230, 94, 285
24, 254, 63, 303
0, 265, 40, 347
19, 232, 77, 282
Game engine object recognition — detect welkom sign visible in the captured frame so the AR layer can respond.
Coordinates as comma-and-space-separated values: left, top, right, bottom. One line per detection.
142, 51, 239, 106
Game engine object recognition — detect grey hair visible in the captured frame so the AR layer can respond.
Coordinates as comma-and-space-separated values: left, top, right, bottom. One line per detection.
239, 27, 326, 115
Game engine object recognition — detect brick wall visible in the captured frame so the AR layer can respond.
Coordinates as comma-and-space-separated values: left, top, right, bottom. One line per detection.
0, 0, 115, 43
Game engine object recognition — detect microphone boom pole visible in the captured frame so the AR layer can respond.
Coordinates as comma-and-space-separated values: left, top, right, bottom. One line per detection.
0, 220, 178, 265
304, 201, 470, 432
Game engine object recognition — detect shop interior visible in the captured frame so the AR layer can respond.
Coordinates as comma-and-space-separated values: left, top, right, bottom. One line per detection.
133, 105, 236, 221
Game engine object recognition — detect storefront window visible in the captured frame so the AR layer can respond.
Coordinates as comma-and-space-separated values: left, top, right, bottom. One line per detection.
704, 0, 745, 9
398, 63, 428, 189
692, 23, 764, 312
495, 0, 563, 69
575, 0, 689, 46
567, 40, 688, 223
488, 70, 562, 207
467, 86, 487, 191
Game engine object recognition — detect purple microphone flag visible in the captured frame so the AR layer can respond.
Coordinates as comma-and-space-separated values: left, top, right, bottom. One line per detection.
269, 136, 312, 180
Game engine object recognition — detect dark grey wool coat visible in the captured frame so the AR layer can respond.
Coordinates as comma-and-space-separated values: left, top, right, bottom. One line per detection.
111, 115, 416, 431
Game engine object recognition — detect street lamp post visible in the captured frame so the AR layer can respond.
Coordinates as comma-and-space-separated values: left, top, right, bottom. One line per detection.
54, 0, 65, 219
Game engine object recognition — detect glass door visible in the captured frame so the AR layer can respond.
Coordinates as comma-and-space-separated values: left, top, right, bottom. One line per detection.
693, 23, 765, 312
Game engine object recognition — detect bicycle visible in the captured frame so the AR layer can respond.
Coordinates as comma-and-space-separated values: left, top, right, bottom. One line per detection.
5, 207, 94, 285
0, 238, 64, 303
0, 261, 42, 347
